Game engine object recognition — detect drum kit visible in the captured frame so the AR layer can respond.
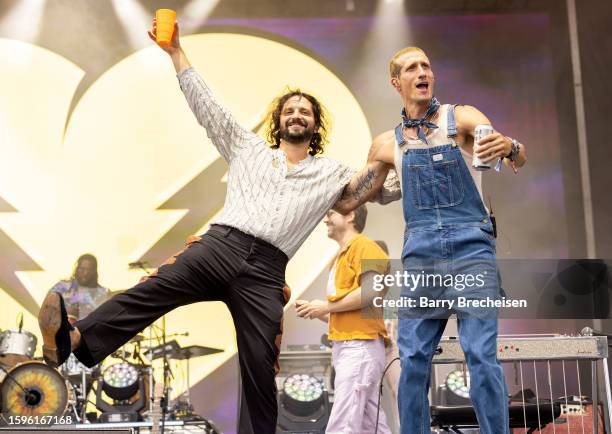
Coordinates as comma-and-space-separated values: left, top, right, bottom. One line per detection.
0, 318, 223, 428
0, 327, 74, 422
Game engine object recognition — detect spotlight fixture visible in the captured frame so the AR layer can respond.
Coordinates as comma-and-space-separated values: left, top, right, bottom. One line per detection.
275, 350, 332, 433
282, 374, 325, 416
102, 363, 139, 401
96, 363, 146, 422
446, 369, 470, 399
277, 373, 330, 433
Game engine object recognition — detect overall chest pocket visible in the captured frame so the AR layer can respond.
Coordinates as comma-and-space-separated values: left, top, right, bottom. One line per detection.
407, 159, 465, 209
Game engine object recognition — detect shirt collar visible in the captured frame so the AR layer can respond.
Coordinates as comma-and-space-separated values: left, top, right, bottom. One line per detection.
301, 154, 315, 165
338, 233, 363, 255
273, 148, 315, 166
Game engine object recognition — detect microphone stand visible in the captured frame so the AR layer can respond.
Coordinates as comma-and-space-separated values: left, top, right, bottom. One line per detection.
160, 315, 170, 434
128, 260, 173, 432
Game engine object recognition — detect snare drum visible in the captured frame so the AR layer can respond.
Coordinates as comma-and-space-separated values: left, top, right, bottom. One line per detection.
0, 329, 37, 358
0, 329, 37, 368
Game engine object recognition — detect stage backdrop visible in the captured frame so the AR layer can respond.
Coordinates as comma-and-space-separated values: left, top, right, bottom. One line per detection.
0, 1, 577, 432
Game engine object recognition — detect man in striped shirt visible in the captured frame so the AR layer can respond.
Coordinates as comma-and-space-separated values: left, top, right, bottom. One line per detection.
38, 21, 392, 433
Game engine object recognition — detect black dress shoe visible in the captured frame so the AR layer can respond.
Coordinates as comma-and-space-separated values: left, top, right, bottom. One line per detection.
38, 291, 73, 367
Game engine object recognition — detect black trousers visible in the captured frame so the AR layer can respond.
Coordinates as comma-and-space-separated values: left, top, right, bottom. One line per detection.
73, 225, 288, 434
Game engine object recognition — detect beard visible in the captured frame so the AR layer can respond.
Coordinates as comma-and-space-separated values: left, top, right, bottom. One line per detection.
76, 275, 96, 287
280, 121, 315, 144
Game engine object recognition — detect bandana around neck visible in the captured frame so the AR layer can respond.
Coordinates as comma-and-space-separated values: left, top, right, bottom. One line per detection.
401, 96, 440, 144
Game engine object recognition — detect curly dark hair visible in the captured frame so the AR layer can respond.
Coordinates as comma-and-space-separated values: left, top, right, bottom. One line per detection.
72, 253, 99, 287
265, 89, 330, 156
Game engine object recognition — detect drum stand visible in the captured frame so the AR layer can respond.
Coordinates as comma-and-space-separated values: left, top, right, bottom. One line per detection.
68, 364, 89, 423
78, 367, 88, 421
185, 355, 192, 410
148, 324, 155, 413
160, 315, 173, 433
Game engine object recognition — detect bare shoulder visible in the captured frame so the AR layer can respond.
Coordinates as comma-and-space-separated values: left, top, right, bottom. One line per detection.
455, 105, 491, 137
369, 130, 396, 164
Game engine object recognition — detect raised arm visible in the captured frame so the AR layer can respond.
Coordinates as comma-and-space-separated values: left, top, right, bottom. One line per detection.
333, 131, 396, 214
148, 21, 254, 162
455, 105, 527, 169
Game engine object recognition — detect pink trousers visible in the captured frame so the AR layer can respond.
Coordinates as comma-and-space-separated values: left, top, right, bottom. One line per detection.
326, 338, 392, 434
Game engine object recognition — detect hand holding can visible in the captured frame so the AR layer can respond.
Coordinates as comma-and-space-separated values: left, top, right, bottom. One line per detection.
472, 124, 494, 171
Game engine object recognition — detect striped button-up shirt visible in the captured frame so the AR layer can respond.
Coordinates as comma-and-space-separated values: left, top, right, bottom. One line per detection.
178, 67, 355, 258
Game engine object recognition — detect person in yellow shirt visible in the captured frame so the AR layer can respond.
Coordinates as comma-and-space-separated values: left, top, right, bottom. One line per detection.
296, 205, 392, 434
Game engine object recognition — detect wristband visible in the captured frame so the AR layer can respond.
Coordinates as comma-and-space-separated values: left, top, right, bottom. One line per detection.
505, 137, 520, 161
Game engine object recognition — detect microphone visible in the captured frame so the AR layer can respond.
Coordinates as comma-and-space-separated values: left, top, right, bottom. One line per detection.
128, 261, 147, 269
17, 313, 23, 333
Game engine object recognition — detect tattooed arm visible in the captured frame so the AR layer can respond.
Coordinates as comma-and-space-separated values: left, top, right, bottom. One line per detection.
333, 131, 396, 214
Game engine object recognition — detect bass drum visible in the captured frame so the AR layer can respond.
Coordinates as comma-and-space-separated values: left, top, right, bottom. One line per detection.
0, 361, 74, 418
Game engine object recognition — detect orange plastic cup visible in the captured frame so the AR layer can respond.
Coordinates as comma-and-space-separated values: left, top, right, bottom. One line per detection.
155, 9, 176, 46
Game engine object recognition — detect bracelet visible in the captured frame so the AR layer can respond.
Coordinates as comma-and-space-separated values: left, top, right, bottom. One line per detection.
505, 137, 520, 161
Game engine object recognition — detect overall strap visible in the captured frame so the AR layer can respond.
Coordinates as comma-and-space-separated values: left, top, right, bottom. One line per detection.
395, 123, 405, 146
447, 104, 458, 138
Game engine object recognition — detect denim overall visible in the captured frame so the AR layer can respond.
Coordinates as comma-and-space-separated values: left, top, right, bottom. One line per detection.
396, 105, 509, 434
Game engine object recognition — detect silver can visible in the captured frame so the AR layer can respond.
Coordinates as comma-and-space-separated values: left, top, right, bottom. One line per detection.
472, 124, 494, 171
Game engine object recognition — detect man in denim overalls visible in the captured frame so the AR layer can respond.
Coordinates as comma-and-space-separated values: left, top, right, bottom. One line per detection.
335, 47, 527, 433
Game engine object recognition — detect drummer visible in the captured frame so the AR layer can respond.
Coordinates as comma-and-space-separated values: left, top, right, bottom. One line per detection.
49, 254, 109, 323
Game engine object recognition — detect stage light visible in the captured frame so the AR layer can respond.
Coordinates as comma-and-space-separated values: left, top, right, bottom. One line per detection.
351, 0, 411, 79
274, 351, 332, 433
446, 369, 470, 399
109, 0, 150, 48
435, 367, 472, 406
102, 362, 139, 401
181, 0, 221, 32
282, 374, 325, 416
96, 362, 146, 422
277, 372, 330, 432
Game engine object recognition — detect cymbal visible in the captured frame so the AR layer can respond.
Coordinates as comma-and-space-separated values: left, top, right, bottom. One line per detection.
144, 340, 223, 361
168, 345, 224, 360
129, 334, 145, 343
144, 340, 181, 360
